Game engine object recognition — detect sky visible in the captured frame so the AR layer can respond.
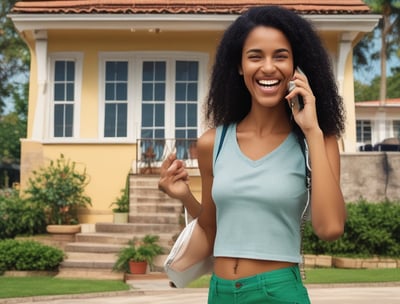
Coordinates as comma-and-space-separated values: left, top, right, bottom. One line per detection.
354, 56, 399, 84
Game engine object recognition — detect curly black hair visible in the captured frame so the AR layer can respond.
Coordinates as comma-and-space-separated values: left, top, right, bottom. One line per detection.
206, 5, 345, 137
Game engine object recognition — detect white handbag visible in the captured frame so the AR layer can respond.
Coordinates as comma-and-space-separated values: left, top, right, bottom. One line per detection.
164, 209, 214, 288
163, 127, 227, 288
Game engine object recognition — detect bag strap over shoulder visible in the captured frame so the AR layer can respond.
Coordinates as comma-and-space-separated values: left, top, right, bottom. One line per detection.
216, 125, 228, 161
185, 125, 228, 226
215, 125, 228, 161
298, 137, 312, 280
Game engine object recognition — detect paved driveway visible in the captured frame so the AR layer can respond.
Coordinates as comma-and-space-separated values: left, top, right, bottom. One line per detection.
1, 281, 399, 304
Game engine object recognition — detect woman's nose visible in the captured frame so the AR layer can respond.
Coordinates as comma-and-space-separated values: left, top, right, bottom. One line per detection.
260, 58, 275, 73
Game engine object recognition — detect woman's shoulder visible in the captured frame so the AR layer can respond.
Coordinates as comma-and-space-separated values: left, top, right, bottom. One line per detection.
197, 128, 216, 152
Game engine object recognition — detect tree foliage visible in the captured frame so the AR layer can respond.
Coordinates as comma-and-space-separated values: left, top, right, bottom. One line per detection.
354, 0, 400, 101
0, 0, 29, 167
355, 68, 400, 101
0, 0, 30, 115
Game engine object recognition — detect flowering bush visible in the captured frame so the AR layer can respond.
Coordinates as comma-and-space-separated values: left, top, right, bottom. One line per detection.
24, 154, 92, 225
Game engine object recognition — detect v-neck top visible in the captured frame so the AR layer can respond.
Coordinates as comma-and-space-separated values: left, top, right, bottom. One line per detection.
212, 124, 307, 263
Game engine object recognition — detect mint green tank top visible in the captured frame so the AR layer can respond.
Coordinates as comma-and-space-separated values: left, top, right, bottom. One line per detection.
212, 124, 308, 263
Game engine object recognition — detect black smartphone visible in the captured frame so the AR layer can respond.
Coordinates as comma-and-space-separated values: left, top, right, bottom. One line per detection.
288, 67, 305, 111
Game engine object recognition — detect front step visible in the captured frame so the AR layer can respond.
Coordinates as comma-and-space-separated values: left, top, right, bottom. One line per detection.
95, 223, 181, 235
129, 213, 179, 224
58, 175, 183, 280
76, 231, 176, 247
56, 267, 124, 280
65, 242, 124, 253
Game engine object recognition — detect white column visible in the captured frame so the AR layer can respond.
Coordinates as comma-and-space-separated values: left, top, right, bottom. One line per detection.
32, 30, 48, 140
337, 31, 357, 152
375, 110, 387, 144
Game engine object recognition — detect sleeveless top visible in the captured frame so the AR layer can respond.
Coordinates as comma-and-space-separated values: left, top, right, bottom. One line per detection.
212, 124, 308, 263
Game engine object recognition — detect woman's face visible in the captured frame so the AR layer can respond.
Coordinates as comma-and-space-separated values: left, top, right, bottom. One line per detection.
240, 26, 294, 108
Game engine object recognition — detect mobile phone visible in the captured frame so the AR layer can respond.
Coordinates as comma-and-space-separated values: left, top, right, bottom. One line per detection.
288, 67, 305, 111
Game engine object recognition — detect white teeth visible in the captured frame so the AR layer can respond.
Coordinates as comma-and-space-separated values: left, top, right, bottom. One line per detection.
258, 79, 279, 86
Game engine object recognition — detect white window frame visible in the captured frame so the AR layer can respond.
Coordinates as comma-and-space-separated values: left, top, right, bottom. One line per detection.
392, 120, 400, 139
356, 119, 372, 144
99, 51, 208, 142
47, 52, 83, 140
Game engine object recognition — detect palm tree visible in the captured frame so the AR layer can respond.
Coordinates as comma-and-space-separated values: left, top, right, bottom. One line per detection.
363, 0, 400, 105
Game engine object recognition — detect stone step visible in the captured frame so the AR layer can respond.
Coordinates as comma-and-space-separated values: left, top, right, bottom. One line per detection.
65, 252, 117, 261
75, 232, 177, 248
128, 213, 179, 224
61, 254, 169, 274
130, 202, 182, 214
75, 232, 133, 245
56, 267, 124, 280
95, 223, 181, 234
129, 188, 173, 199
65, 242, 124, 253
129, 196, 178, 205
61, 259, 115, 269
129, 176, 159, 189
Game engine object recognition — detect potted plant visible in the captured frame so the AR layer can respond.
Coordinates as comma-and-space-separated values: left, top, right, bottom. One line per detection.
24, 154, 92, 234
109, 174, 129, 224
113, 235, 163, 274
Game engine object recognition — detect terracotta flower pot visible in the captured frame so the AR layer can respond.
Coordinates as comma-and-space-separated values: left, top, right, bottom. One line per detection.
129, 261, 147, 274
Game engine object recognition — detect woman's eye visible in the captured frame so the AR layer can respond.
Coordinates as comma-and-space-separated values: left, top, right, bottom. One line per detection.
248, 55, 261, 60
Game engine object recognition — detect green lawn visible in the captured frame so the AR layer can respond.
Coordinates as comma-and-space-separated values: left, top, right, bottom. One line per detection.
1, 268, 399, 299
0, 277, 130, 299
304, 268, 400, 284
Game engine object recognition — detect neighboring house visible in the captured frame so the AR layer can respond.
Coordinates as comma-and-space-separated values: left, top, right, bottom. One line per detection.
9, 0, 379, 224
356, 99, 400, 151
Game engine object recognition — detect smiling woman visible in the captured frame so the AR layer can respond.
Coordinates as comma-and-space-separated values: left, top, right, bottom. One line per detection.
159, 5, 346, 304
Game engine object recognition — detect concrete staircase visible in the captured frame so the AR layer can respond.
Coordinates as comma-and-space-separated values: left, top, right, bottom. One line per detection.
56, 175, 183, 280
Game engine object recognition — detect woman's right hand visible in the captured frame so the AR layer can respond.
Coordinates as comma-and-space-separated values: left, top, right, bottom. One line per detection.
158, 153, 190, 200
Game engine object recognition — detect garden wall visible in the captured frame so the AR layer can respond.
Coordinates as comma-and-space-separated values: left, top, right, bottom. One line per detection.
340, 152, 400, 202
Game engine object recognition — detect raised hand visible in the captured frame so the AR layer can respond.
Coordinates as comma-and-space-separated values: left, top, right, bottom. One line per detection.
158, 153, 190, 200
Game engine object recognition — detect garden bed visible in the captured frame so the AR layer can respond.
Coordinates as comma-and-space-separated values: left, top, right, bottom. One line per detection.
305, 254, 400, 269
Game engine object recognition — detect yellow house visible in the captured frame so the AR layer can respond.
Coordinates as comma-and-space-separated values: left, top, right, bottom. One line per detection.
9, 1, 379, 224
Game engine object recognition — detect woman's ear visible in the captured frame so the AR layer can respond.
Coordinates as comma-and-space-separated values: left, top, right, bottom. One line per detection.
238, 66, 243, 75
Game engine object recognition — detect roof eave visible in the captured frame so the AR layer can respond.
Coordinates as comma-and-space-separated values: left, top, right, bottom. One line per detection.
9, 13, 381, 33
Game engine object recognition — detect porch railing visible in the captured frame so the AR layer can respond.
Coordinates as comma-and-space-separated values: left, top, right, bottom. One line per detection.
136, 138, 198, 174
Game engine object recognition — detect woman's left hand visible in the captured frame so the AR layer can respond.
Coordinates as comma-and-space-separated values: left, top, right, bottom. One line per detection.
285, 70, 320, 136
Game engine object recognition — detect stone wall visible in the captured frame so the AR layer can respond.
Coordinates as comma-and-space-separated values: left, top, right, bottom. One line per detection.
340, 152, 400, 202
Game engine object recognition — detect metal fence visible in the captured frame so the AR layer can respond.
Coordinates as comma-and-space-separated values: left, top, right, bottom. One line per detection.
136, 138, 198, 174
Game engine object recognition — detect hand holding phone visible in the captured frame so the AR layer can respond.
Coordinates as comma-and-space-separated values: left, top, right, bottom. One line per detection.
288, 68, 305, 111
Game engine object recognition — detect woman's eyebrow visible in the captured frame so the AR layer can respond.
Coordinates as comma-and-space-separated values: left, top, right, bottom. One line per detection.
275, 48, 290, 54
245, 48, 290, 54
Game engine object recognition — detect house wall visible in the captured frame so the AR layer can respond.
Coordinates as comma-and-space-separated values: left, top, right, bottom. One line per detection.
20, 30, 221, 223
341, 152, 400, 202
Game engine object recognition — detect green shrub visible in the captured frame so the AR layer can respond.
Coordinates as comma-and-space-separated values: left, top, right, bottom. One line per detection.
303, 200, 400, 257
24, 154, 92, 225
0, 189, 46, 239
0, 239, 64, 274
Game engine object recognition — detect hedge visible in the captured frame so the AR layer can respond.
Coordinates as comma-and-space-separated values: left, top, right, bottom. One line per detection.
0, 189, 47, 239
0, 239, 64, 274
303, 200, 400, 257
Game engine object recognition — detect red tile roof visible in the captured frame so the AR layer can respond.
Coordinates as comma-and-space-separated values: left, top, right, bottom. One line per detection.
12, 0, 371, 15
356, 99, 400, 108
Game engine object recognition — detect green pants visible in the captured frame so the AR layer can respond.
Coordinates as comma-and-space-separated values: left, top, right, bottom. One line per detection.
208, 265, 311, 304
